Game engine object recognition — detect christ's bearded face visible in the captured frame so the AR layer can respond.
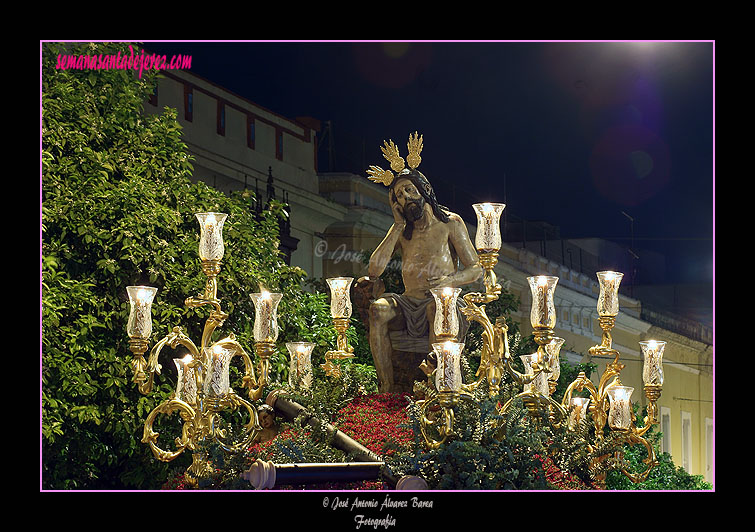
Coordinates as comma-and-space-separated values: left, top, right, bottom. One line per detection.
393, 178, 426, 222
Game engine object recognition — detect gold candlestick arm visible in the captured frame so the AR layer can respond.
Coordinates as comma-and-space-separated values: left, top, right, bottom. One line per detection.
128, 338, 150, 386
130, 327, 202, 395
124, 212, 275, 487
322, 317, 355, 378
417, 390, 478, 450
247, 341, 274, 401
478, 252, 502, 297
185, 259, 230, 350
635, 384, 662, 437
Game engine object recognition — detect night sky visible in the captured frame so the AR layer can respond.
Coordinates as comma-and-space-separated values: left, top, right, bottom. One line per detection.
144, 41, 714, 285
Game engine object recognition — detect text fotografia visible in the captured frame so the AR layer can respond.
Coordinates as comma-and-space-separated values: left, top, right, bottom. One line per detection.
326, 494, 433, 528
55, 45, 191, 79
354, 514, 397, 530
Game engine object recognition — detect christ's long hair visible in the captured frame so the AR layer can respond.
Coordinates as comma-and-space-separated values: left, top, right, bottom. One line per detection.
390, 168, 450, 240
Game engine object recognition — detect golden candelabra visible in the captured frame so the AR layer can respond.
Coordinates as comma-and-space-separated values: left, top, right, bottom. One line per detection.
415, 286, 478, 449
416, 202, 665, 486
125, 213, 360, 485
126, 212, 277, 486
321, 277, 356, 378
559, 275, 666, 485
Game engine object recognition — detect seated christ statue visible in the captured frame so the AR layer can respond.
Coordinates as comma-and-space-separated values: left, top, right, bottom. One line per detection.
362, 133, 482, 393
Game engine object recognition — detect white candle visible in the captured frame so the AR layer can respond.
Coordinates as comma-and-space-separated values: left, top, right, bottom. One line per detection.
174, 354, 197, 404
430, 286, 461, 338
251, 290, 282, 342
432, 341, 464, 393
196, 212, 228, 261
126, 285, 157, 339
607, 385, 634, 430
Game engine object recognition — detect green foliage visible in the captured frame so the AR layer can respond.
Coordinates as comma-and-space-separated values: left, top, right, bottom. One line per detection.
390, 397, 551, 489
604, 417, 713, 490
280, 361, 379, 424
40, 41, 324, 489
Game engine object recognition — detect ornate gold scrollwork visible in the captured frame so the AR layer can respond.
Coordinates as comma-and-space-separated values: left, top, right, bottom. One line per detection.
417, 390, 478, 450
142, 398, 197, 462
208, 392, 262, 454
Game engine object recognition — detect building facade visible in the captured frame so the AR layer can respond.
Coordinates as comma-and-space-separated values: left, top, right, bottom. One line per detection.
144, 69, 349, 280
144, 68, 714, 487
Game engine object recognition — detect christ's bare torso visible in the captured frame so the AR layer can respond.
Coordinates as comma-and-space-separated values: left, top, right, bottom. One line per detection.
398, 218, 457, 298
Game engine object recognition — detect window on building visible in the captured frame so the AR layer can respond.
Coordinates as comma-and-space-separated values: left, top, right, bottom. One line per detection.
184, 85, 193, 122
276, 129, 283, 160
681, 411, 692, 473
660, 407, 671, 455
217, 101, 225, 136
247, 116, 256, 149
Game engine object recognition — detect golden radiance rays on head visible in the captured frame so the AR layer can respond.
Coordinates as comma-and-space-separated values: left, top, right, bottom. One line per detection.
367, 131, 423, 187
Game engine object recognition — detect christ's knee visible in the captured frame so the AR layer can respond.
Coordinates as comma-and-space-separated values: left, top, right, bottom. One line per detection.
369, 299, 394, 329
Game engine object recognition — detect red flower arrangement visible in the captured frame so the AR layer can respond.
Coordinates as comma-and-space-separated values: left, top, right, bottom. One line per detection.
533, 453, 593, 490
334, 393, 414, 458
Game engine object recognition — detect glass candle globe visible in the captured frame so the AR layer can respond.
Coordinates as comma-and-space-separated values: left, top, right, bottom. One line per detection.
203, 344, 233, 397
545, 336, 565, 382
568, 397, 590, 430
251, 290, 283, 342
433, 341, 465, 393
174, 354, 198, 404
430, 286, 461, 338
596, 271, 624, 317
520, 353, 549, 396
607, 385, 634, 430
327, 277, 354, 319
195, 212, 228, 261
287, 342, 314, 389
126, 285, 158, 339
528, 276, 558, 329
472, 202, 505, 253
640, 340, 666, 386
